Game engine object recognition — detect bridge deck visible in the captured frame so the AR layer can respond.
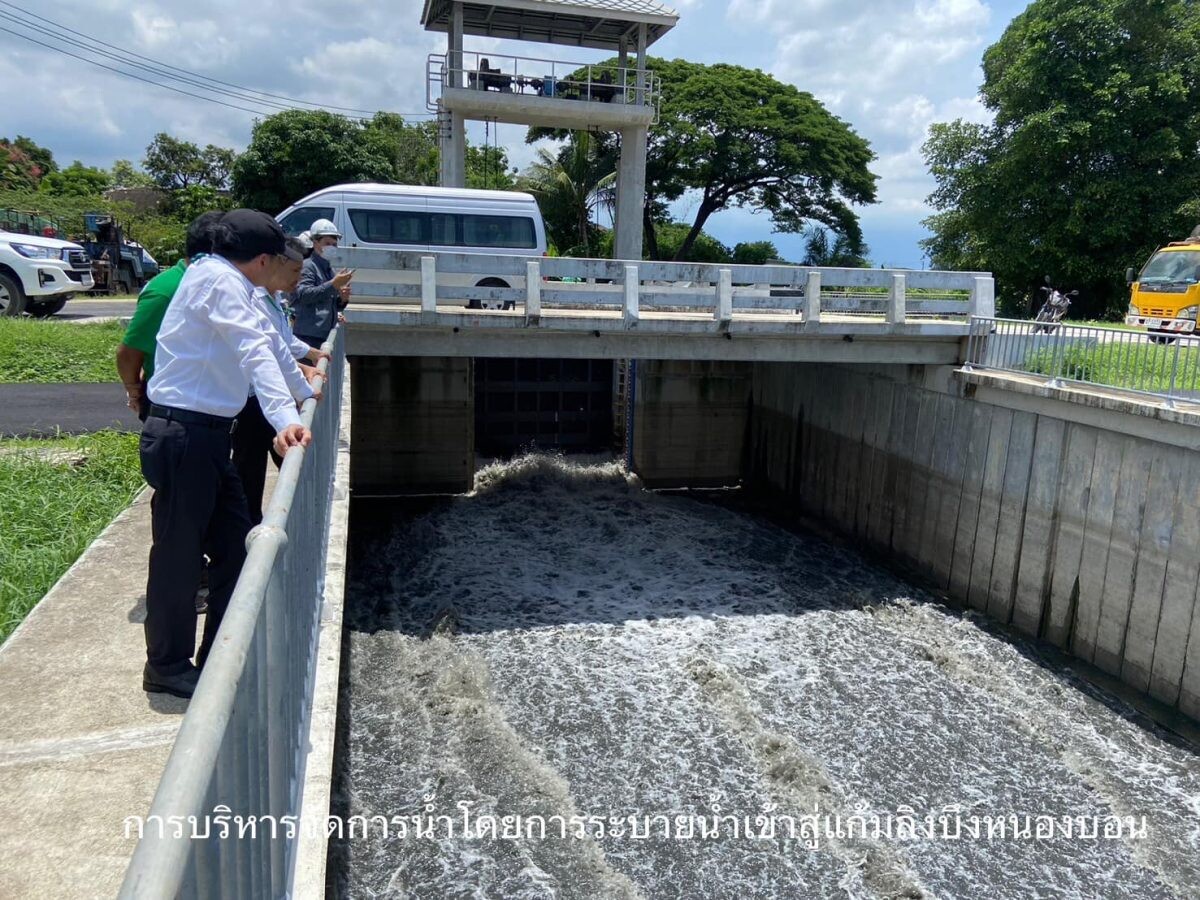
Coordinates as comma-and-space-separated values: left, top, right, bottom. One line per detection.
347, 303, 970, 362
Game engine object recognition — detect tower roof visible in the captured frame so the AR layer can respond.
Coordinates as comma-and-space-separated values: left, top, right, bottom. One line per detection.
421, 0, 679, 50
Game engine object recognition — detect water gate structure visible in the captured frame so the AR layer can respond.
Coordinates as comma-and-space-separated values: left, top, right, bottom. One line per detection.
91, 245, 1200, 898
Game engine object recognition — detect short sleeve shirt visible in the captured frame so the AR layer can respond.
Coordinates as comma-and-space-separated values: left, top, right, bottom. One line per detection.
121, 259, 187, 379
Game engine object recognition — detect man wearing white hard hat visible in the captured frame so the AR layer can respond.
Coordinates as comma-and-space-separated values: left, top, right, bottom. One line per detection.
292, 217, 352, 348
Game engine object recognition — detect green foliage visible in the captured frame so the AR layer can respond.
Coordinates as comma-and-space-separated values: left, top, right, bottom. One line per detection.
144, 132, 236, 190
732, 241, 781, 265
600, 220, 730, 262
363, 113, 440, 186
922, 0, 1200, 318
1025, 338, 1200, 392
1, 135, 56, 190
109, 159, 156, 189
0, 431, 144, 644
39, 161, 111, 197
0, 188, 117, 237
801, 225, 870, 267
531, 58, 877, 261
467, 144, 517, 190
520, 132, 614, 255
233, 110, 416, 212
0, 320, 124, 383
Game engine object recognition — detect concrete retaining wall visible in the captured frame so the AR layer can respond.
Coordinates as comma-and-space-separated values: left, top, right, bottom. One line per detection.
349, 356, 474, 495
747, 362, 1200, 720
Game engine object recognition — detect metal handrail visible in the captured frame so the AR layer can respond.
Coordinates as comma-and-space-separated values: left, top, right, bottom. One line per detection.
427, 50, 660, 121
963, 316, 1200, 407
118, 328, 345, 898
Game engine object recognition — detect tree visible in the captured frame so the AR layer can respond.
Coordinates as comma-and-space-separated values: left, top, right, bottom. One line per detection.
363, 113, 440, 186
38, 161, 110, 197
466, 145, 517, 190
732, 241, 780, 265
801, 225, 869, 267
110, 159, 156, 189
231, 110, 395, 212
530, 58, 877, 261
922, 0, 1200, 317
1, 135, 57, 190
520, 132, 614, 255
144, 133, 236, 191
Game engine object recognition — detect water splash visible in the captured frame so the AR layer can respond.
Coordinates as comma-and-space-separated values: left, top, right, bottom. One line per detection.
334, 454, 1199, 899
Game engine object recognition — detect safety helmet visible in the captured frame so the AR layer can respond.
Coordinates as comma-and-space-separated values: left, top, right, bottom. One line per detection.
295, 230, 314, 251
309, 218, 341, 239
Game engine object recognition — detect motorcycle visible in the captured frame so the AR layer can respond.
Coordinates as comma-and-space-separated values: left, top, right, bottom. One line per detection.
1032, 278, 1077, 333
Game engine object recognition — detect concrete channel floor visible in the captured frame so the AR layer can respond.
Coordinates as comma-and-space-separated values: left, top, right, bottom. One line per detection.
0, 490, 190, 898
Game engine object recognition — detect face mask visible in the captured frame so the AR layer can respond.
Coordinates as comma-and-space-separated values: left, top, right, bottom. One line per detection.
318, 242, 337, 257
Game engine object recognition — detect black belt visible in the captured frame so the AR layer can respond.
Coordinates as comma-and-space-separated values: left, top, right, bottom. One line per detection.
149, 404, 237, 430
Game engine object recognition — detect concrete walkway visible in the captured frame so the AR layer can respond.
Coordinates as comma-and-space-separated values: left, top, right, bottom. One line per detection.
0, 383, 140, 437
0, 491, 184, 898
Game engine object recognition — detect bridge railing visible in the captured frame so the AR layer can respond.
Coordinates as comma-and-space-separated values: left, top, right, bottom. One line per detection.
118, 328, 346, 899
332, 248, 995, 325
964, 316, 1200, 406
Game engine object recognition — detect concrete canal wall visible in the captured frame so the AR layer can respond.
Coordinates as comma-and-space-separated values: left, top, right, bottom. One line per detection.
746, 361, 1200, 720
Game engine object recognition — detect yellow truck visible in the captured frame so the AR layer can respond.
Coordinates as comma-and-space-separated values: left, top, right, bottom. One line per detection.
1126, 234, 1200, 340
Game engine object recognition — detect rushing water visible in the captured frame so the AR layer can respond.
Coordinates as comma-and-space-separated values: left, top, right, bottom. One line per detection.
331, 454, 1200, 900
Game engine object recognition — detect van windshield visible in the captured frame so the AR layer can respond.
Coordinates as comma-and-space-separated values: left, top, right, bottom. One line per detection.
349, 209, 537, 249
1141, 250, 1200, 285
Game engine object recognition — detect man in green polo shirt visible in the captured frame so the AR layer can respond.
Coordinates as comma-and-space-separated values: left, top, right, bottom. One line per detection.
116, 212, 224, 418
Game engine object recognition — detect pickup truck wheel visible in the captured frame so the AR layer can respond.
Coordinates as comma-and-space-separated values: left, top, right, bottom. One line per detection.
26, 297, 68, 318
0, 272, 26, 317
1149, 333, 1177, 345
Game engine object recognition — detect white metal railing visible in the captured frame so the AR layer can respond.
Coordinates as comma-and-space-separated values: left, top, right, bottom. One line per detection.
964, 316, 1200, 406
118, 328, 345, 899
427, 50, 660, 119
331, 248, 993, 326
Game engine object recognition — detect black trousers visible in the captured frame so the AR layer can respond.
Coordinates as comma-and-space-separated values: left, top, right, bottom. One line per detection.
231, 395, 283, 526
139, 414, 251, 674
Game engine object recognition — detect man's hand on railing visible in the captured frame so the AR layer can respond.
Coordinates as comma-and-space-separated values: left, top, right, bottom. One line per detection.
298, 364, 324, 402
304, 347, 331, 365
274, 424, 312, 457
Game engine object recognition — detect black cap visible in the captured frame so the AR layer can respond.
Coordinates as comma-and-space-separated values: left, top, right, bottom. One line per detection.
214, 209, 287, 261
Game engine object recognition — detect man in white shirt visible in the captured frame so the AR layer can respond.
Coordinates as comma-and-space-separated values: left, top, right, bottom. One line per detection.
233, 236, 329, 524
140, 209, 313, 699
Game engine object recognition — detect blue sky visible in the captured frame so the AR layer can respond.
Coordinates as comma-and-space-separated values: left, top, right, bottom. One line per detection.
1, 0, 1031, 267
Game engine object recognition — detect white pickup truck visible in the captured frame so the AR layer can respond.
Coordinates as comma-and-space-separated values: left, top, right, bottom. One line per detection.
0, 229, 95, 317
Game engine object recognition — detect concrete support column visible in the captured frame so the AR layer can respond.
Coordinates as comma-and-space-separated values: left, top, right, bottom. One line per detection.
630, 359, 752, 488
636, 23, 647, 105
349, 356, 474, 494
440, 111, 467, 188
448, 1, 464, 88
614, 126, 647, 261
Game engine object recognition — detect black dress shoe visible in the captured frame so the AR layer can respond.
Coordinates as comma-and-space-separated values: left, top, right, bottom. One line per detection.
143, 663, 200, 699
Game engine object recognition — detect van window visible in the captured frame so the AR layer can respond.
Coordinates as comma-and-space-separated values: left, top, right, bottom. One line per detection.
349, 209, 425, 244
279, 206, 335, 236
461, 214, 536, 249
348, 208, 537, 250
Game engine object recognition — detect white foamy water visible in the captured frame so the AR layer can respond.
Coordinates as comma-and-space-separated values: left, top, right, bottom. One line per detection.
333, 455, 1200, 900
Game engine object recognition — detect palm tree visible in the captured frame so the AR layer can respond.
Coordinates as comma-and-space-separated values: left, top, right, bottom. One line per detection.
520, 132, 615, 256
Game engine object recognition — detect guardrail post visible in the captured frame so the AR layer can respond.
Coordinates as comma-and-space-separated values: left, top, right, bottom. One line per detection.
420, 256, 436, 323
887, 273, 906, 326
805, 271, 821, 325
624, 264, 640, 328
525, 260, 541, 325
970, 276, 995, 319
715, 268, 732, 328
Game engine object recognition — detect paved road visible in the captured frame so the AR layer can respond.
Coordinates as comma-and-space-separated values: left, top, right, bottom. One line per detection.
0, 383, 140, 437
53, 299, 137, 321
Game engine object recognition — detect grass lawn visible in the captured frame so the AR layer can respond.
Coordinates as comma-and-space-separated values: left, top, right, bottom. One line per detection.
0, 318, 124, 383
0, 431, 143, 644
1027, 339, 1200, 395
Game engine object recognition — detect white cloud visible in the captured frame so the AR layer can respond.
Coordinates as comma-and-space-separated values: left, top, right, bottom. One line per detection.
0, 0, 1016, 265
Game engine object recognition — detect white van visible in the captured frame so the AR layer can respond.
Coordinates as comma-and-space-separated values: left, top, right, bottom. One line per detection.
276, 183, 547, 308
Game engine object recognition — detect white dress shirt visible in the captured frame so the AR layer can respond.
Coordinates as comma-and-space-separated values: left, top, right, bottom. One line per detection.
249, 287, 315, 402
148, 255, 303, 432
